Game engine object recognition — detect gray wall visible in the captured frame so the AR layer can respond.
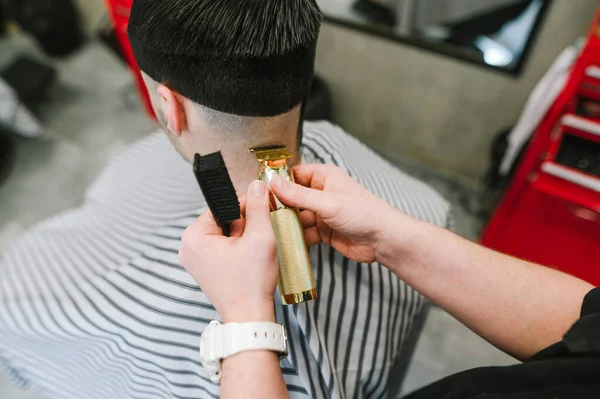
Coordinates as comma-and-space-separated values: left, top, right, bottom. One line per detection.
315, 0, 599, 187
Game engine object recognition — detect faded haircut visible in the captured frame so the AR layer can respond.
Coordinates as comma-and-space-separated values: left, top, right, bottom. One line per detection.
195, 103, 277, 137
128, 0, 323, 117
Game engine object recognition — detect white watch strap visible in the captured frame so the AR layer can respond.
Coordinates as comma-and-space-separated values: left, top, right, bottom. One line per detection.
219, 322, 287, 358
200, 321, 288, 383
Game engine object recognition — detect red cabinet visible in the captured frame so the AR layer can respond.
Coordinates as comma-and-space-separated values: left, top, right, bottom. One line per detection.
487, 162, 600, 284
482, 11, 600, 286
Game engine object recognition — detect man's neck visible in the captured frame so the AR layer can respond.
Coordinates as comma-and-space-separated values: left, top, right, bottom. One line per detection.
226, 145, 302, 196
182, 103, 303, 195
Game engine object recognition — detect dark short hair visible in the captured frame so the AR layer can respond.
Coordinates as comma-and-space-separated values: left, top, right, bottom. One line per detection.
128, 0, 323, 117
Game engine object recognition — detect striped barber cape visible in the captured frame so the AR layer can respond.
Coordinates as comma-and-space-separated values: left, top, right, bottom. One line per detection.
0, 122, 451, 399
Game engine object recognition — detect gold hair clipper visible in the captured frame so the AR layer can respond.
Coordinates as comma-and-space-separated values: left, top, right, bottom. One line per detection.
250, 146, 317, 305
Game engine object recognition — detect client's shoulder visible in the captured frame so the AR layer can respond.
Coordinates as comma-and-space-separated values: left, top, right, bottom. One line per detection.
0, 133, 201, 295
303, 121, 451, 227
86, 131, 198, 204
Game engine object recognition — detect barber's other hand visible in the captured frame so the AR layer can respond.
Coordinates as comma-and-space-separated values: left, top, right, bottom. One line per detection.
179, 181, 278, 323
271, 165, 410, 264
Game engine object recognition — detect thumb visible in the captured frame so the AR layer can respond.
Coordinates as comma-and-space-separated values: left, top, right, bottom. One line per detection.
271, 176, 335, 217
244, 181, 273, 237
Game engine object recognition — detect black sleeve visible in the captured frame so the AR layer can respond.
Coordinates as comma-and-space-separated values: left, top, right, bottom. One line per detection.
562, 288, 600, 355
533, 287, 600, 361
580, 288, 600, 317
404, 289, 600, 399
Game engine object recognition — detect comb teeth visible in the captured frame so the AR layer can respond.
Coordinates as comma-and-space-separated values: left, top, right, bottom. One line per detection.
194, 153, 241, 233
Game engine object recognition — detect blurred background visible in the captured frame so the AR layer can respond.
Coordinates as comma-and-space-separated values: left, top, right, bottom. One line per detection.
1, 0, 599, 397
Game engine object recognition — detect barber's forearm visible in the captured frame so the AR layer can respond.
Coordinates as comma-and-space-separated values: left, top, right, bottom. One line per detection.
221, 350, 290, 399
377, 216, 593, 360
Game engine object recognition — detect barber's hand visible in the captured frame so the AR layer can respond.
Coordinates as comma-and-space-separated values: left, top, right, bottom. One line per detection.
179, 181, 278, 323
271, 165, 410, 264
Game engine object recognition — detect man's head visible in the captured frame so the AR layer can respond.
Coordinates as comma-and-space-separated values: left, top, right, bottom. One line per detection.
128, 0, 323, 191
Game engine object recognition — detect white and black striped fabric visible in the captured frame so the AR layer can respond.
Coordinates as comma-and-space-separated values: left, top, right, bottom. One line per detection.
0, 122, 451, 399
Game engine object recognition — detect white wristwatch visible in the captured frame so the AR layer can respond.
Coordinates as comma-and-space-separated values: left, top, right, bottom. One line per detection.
200, 320, 289, 383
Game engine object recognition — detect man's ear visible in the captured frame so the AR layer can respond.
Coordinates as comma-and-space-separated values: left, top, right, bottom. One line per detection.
157, 85, 188, 136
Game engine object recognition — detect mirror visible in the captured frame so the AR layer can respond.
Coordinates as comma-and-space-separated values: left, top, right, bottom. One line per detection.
318, 0, 552, 74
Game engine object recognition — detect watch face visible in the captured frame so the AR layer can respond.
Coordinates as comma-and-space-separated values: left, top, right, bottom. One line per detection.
200, 321, 220, 361
200, 323, 222, 383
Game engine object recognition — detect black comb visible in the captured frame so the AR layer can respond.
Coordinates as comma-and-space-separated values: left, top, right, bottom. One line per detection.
193, 152, 241, 236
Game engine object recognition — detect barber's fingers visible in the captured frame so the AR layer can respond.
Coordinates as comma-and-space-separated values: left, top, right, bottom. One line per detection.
243, 181, 274, 239
238, 195, 247, 216
271, 176, 338, 219
290, 164, 342, 191
292, 164, 371, 199
179, 210, 222, 266
228, 195, 248, 238
300, 210, 317, 229
304, 226, 323, 247
189, 209, 224, 237
229, 219, 245, 238
237, 188, 315, 239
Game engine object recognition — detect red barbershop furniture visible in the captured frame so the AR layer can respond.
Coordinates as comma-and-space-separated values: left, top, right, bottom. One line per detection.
105, 0, 155, 119
482, 7, 600, 286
